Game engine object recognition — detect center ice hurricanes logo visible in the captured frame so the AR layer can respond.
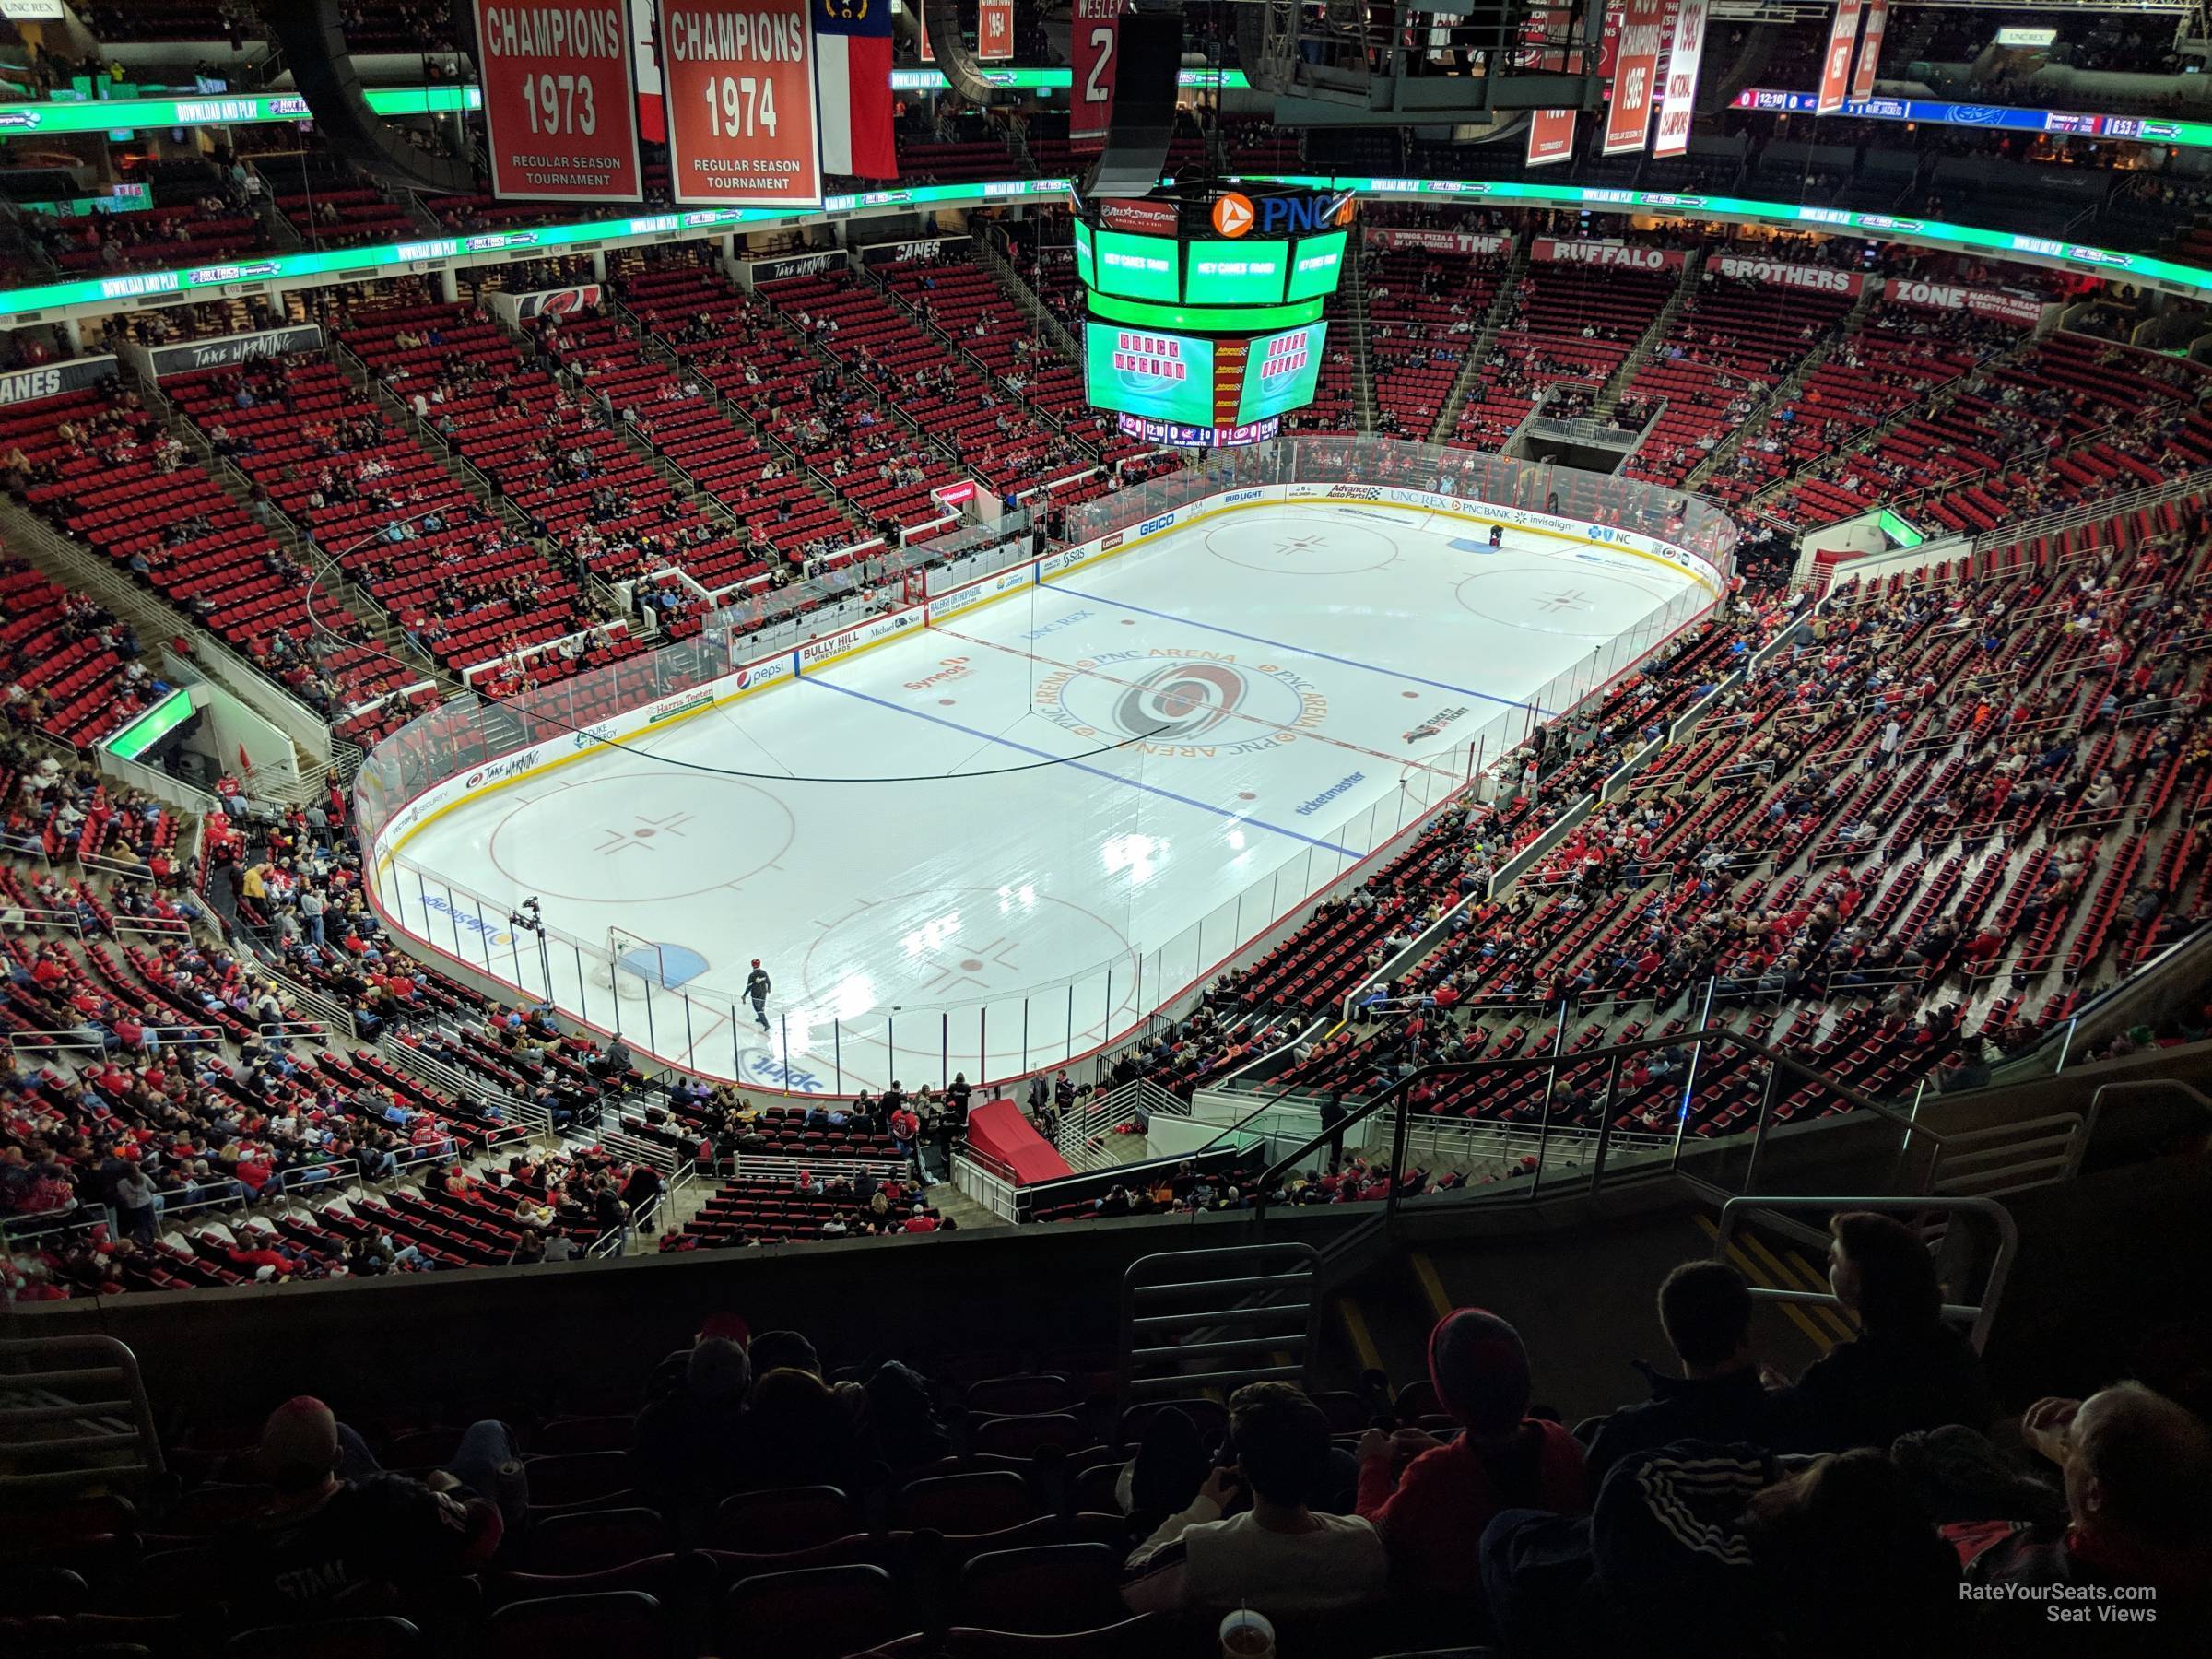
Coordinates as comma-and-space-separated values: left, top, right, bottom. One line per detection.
1034, 649, 1329, 759
1114, 662, 1247, 740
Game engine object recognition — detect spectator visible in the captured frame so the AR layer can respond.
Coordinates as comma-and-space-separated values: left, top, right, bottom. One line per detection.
1123, 1381, 1389, 1618
740, 1361, 877, 1492
1768, 1211, 1995, 1451
1582, 1261, 1781, 1488
1355, 1308, 1584, 1600
229, 1396, 517, 1617
631, 1335, 753, 1503
1944, 1382, 2212, 1651
1482, 1443, 1959, 1659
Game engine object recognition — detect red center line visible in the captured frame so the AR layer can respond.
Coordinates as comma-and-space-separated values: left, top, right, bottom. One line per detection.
931, 626, 1465, 782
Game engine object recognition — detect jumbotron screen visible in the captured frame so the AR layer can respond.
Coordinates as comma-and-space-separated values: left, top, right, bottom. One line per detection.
1236, 322, 1326, 424
1076, 184, 1354, 444
1076, 222, 1347, 310
1084, 320, 1332, 435
1084, 323, 1215, 428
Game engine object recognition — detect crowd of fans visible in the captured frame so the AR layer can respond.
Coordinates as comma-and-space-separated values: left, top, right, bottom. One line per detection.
16, 1209, 2204, 1653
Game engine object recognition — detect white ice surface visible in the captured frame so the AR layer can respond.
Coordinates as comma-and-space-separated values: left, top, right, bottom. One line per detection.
382, 502, 1701, 1092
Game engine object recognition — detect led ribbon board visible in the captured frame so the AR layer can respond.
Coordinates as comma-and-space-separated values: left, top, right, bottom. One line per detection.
10, 174, 2212, 323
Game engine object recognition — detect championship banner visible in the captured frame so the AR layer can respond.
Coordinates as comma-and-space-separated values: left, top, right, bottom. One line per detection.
1817, 0, 1864, 116
1651, 0, 1708, 158
914, 0, 931, 59
657, 0, 823, 206
1712, 254, 1863, 295
1069, 0, 1122, 151
1602, 0, 1669, 155
1524, 6, 1577, 169
1533, 237, 1684, 271
473, 1, 646, 201
979, 0, 1014, 61
1883, 277, 2046, 325
1850, 0, 1888, 101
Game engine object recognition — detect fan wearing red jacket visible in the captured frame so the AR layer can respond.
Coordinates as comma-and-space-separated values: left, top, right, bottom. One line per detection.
1355, 1307, 1585, 1603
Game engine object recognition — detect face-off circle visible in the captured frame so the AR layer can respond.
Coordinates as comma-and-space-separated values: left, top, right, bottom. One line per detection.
489, 771, 795, 902
799, 887, 1141, 1013
1204, 512, 1401, 575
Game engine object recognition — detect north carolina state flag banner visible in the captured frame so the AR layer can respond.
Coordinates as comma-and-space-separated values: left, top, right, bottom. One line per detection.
1818, 0, 1864, 115
1850, 0, 1887, 101
1651, 0, 1707, 157
1070, 0, 1120, 149
1602, 0, 1669, 155
978, 0, 1013, 59
1524, 6, 1577, 168
817, 0, 895, 178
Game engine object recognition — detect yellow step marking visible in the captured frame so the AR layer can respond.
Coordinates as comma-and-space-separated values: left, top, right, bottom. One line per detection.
1732, 1229, 1850, 1349
1410, 1251, 1453, 1324
1338, 1295, 1382, 1375
1692, 1211, 1834, 1353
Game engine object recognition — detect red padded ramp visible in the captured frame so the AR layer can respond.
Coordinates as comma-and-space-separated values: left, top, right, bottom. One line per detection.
966, 1099, 1074, 1182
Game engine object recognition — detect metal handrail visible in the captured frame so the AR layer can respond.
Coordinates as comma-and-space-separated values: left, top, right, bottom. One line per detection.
2080, 1079, 2212, 1173
1118, 1241, 1321, 1406
0, 1335, 166, 1496
1249, 1023, 1949, 1227
1715, 1193, 2019, 1354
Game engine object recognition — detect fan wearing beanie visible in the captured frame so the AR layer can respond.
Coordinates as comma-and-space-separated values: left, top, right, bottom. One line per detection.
1356, 1308, 1586, 1601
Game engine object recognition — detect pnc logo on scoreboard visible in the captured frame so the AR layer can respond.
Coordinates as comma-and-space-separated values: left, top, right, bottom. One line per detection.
1211, 192, 1256, 237
1213, 190, 1358, 239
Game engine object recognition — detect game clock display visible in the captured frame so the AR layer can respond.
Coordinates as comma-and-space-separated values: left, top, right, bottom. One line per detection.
1115, 414, 1281, 448
1076, 186, 1354, 441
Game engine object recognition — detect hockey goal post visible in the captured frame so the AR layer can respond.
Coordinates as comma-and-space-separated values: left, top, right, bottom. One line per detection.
592, 928, 666, 1000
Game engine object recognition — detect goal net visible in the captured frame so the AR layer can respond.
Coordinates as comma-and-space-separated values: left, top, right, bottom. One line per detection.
591, 928, 666, 1001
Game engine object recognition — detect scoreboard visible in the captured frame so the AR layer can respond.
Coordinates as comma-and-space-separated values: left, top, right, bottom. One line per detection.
1076, 183, 1354, 446
1083, 319, 1327, 433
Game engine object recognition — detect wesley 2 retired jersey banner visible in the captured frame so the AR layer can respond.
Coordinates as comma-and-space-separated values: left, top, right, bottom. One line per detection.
1069, 0, 1120, 148
658, 0, 823, 206
474, 2, 645, 200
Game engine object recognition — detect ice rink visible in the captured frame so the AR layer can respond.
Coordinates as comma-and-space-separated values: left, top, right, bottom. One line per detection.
378, 500, 1711, 1092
